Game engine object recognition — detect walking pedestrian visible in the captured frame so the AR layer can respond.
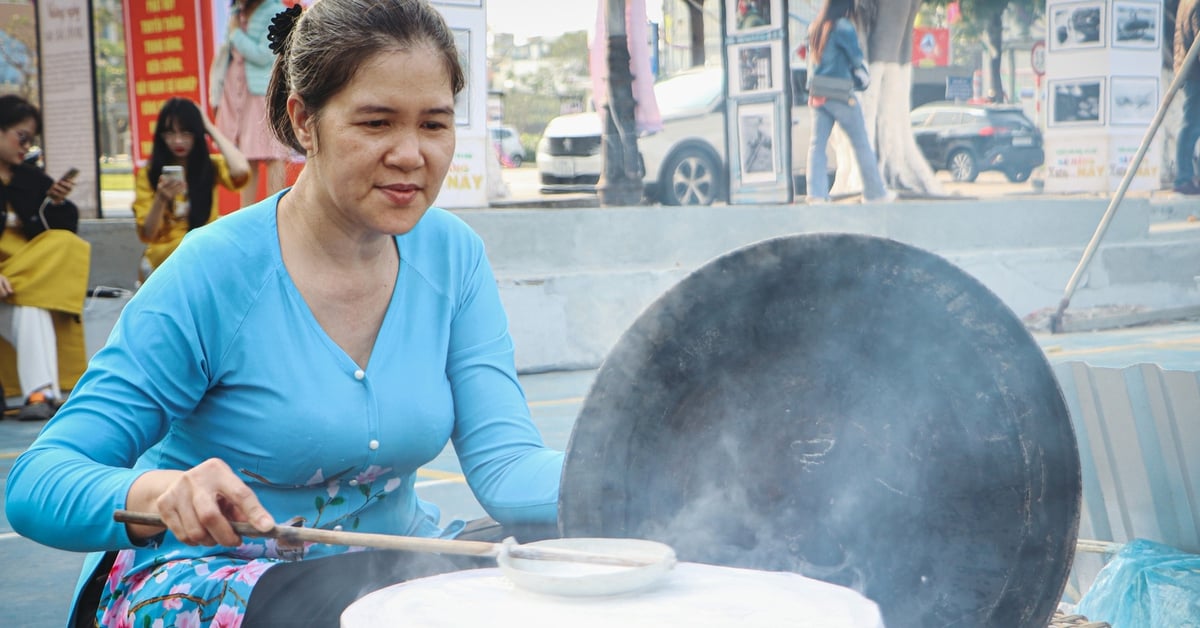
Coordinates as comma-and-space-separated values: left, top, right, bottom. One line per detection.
804, 0, 896, 204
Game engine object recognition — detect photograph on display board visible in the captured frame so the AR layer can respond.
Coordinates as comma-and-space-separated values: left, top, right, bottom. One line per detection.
731, 41, 783, 96
1050, 78, 1105, 126
452, 28, 470, 125
728, 0, 781, 35
737, 102, 778, 183
1050, 1, 1105, 50
1110, 76, 1158, 125
1112, 1, 1160, 48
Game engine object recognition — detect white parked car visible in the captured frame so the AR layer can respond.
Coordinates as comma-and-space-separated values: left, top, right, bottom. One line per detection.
536, 66, 831, 205
489, 126, 525, 167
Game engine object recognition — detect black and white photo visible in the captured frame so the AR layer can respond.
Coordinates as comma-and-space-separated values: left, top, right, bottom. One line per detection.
1049, 1, 1104, 50
1110, 76, 1158, 125
731, 41, 783, 96
1112, 1, 1160, 48
737, 102, 777, 183
1050, 78, 1105, 126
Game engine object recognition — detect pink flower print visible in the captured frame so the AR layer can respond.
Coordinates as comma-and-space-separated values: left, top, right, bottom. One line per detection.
306, 468, 326, 486
194, 561, 211, 577
354, 465, 391, 484
235, 560, 274, 585
162, 583, 191, 610
176, 609, 202, 628
106, 597, 134, 628
152, 620, 166, 628
212, 603, 245, 628
384, 477, 402, 493
126, 569, 153, 595
207, 564, 241, 581
235, 541, 266, 559
326, 479, 340, 499
107, 550, 134, 592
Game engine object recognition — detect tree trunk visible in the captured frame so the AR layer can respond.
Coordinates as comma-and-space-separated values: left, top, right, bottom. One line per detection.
599, 0, 644, 206
832, 0, 943, 196
689, 0, 706, 68
984, 10, 1005, 102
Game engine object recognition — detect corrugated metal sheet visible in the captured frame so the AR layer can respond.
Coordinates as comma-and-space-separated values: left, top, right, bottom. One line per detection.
1052, 362, 1200, 600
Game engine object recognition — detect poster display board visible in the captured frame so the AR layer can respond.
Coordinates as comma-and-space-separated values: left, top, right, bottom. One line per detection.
37, 0, 100, 217
722, 0, 790, 204
1043, 0, 1162, 193
431, 1, 487, 209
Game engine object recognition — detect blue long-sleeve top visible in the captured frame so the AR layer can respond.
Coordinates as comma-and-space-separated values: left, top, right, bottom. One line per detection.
5, 192, 563, 606
809, 17, 865, 82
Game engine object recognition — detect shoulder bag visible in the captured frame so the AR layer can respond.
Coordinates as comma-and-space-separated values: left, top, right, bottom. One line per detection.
809, 74, 855, 102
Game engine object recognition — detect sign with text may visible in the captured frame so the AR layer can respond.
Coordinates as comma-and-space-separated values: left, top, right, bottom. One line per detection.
122, 0, 207, 164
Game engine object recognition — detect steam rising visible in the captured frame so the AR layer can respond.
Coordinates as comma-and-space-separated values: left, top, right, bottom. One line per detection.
561, 234, 1080, 628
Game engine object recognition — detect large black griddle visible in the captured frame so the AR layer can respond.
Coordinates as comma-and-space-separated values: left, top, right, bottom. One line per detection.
559, 233, 1081, 628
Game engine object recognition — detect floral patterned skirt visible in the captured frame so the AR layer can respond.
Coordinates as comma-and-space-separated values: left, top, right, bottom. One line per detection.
95, 549, 284, 628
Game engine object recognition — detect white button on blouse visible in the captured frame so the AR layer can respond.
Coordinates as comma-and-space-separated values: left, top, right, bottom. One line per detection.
368, 439, 380, 450
354, 369, 365, 380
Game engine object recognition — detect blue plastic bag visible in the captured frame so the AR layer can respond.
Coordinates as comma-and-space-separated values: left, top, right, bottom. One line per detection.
1076, 539, 1200, 627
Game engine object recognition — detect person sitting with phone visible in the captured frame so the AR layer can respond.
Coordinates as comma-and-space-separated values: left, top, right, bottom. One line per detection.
0, 94, 91, 420
133, 97, 250, 278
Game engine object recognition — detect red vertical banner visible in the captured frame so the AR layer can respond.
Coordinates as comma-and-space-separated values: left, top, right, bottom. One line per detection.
122, 0, 212, 165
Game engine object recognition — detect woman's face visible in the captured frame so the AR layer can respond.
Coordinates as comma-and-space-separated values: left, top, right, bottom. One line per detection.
0, 117, 36, 170
290, 45, 456, 236
159, 119, 196, 161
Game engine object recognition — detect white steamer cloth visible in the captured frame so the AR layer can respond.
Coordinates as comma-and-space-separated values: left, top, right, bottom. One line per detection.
341, 562, 885, 628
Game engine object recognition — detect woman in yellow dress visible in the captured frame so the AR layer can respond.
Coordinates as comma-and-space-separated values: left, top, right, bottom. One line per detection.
133, 98, 250, 277
0, 95, 91, 420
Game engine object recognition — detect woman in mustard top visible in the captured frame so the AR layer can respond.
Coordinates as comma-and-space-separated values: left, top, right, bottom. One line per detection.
0, 94, 90, 420
133, 98, 250, 276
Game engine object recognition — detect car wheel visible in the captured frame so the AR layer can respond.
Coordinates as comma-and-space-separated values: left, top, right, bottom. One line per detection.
1004, 167, 1031, 183
509, 154, 523, 168
948, 149, 979, 183
661, 147, 720, 206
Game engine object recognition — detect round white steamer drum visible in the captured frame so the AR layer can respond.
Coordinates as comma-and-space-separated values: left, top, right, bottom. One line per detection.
341, 562, 884, 628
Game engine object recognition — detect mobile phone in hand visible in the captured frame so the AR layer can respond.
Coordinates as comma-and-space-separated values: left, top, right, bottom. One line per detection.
162, 165, 183, 182
61, 167, 80, 182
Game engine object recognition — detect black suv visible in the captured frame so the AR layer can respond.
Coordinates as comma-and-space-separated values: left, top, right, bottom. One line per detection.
910, 102, 1044, 183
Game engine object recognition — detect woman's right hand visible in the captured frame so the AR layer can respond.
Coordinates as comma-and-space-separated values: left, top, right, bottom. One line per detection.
155, 175, 187, 202
0, 274, 13, 298
127, 458, 275, 547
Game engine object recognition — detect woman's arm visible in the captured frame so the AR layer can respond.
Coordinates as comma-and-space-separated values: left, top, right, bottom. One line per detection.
204, 111, 251, 187
229, 1, 280, 66
448, 239, 563, 527
835, 18, 866, 70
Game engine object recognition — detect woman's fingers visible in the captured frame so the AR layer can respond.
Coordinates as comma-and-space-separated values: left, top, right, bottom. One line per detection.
157, 458, 272, 547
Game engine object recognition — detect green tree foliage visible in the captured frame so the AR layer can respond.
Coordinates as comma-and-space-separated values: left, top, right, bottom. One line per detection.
495, 31, 591, 156
0, 11, 38, 99
923, 0, 1042, 102
93, 1, 128, 157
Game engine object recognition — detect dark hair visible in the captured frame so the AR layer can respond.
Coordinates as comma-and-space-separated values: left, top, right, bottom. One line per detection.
149, 98, 215, 231
808, 0, 856, 67
0, 94, 42, 134
266, 0, 466, 153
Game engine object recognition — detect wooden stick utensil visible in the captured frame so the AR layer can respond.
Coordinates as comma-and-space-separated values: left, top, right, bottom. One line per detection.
113, 510, 659, 568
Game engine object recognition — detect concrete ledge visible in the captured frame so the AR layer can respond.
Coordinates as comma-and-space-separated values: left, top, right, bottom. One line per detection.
80, 218, 141, 290
77, 198, 1197, 373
